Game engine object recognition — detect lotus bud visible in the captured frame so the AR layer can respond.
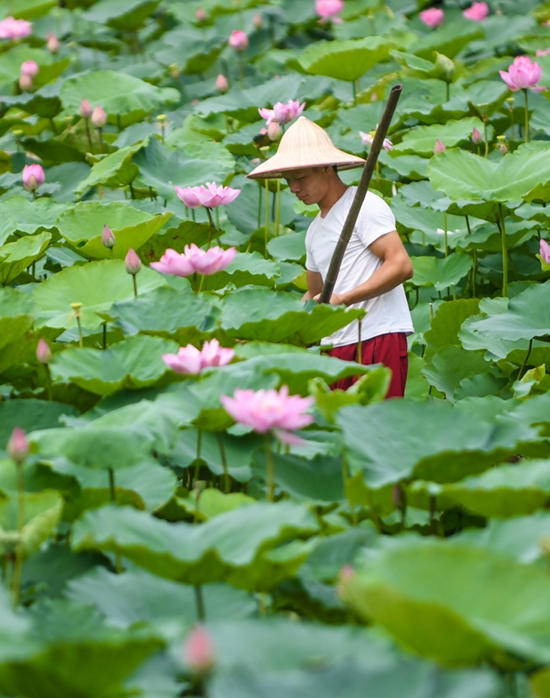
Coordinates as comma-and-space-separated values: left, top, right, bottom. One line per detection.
253, 13, 263, 28
19, 73, 33, 91
433, 139, 446, 154
540, 238, 550, 265
472, 127, 482, 144
36, 338, 52, 365
497, 135, 508, 155
228, 29, 248, 51
433, 52, 455, 84
46, 32, 60, 53
195, 8, 206, 21
79, 98, 93, 119
91, 105, 107, 128
125, 248, 142, 275
267, 121, 282, 141
7, 426, 29, 464
102, 225, 116, 249
183, 625, 215, 674
22, 164, 45, 192
215, 74, 228, 93
20, 60, 39, 77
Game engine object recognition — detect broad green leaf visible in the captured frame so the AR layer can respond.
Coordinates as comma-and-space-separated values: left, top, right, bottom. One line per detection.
173, 489, 255, 522
421, 346, 494, 402
0, 231, 51, 286
0, 399, 77, 448
0, 287, 35, 373
309, 370, 392, 422
393, 118, 485, 156
411, 251, 473, 291
56, 201, 172, 260
32, 259, 166, 331
267, 231, 306, 262
343, 540, 550, 666
410, 20, 484, 60
424, 299, 480, 360
0, 490, 63, 557
72, 501, 318, 590
82, 0, 161, 30
0, 196, 66, 237
49, 335, 178, 396
74, 142, 145, 196
203, 252, 280, 291
299, 37, 395, 82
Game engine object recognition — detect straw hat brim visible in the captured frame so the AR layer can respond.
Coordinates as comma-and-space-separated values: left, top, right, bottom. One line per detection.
247, 116, 365, 179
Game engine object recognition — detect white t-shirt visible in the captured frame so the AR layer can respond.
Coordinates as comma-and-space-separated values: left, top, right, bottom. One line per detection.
305, 186, 414, 347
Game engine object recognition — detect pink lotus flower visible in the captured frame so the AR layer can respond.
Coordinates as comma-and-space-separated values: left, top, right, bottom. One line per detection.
0, 16, 32, 40
7, 426, 29, 464
46, 32, 59, 53
125, 248, 142, 275
102, 225, 116, 249
359, 130, 392, 151
500, 56, 544, 92
462, 2, 489, 20
258, 100, 305, 125
253, 13, 263, 28
221, 385, 314, 443
21, 60, 38, 77
162, 339, 234, 374
195, 8, 206, 21
316, 0, 344, 24
434, 139, 446, 154
267, 122, 282, 141
22, 163, 44, 191
19, 73, 33, 91
471, 127, 483, 144
36, 337, 52, 364
91, 105, 107, 128
540, 239, 550, 264
215, 74, 228, 93
174, 182, 241, 209
151, 244, 237, 277
183, 626, 215, 674
228, 30, 248, 51
537, 48, 550, 57
419, 8, 444, 27
80, 99, 93, 119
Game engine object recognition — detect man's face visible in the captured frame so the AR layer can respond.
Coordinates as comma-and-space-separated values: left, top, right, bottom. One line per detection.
284, 167, 331, 206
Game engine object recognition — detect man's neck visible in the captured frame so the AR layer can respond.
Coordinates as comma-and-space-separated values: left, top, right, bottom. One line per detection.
318, 180, 349, 218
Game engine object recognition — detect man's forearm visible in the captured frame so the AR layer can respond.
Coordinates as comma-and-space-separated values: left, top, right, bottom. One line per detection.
340, 258, 413, 306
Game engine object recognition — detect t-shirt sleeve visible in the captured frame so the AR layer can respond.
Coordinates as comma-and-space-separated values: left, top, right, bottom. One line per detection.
305, 224, 319, 272
355, 193, 397, 248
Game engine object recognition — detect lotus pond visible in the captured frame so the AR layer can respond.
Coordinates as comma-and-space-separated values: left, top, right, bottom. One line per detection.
1, 0, 550, 696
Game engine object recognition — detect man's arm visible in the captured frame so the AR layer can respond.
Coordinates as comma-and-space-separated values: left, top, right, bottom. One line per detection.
312, 230, 413, 306
302, 269, 323, 301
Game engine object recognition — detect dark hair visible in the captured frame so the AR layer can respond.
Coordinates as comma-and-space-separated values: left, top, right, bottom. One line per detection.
332, 165, 338, 172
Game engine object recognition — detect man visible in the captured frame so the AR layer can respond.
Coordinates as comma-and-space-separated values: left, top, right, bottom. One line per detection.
248, 116, 414, 398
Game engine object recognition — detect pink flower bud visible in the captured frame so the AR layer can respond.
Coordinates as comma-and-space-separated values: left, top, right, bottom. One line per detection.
102, 225, 116, 249
7, 426, 29, 464
228, 30, 248, 51
195, 8, 206, 21
267, 122, 282, 141
19, 73, 33, 91
183, 625, 215, 674
419, 7, 444, 27
433, 139, 446, 154
36, 338, 52, 365
471, 127, 482, 144
22, 164, 45, 191
46, 32, 60, 53
540, 238, 550, 264
125, 248, 142, 275
253, 13, 263, 28
21, 60, 39, 77
91, 105, 107, 128
215, 74, 228, 93
80, 99, 93, 119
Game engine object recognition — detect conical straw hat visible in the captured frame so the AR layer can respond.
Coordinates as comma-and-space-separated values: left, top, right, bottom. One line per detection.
247, 116, 365, 179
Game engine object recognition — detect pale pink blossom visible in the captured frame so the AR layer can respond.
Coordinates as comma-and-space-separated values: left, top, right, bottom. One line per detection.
215, 74, 228, 93
500, 56, 544, 92
195, 8, 206, 21
162, 339, 234, 374
21, 60, 38, 77
536, 47, 550, 57
228, 30, 248, 51
267, 122, 282, 141
36, 338, 52, 365
221, 385, 314, 443
46, 32, 59, 53
102, 225, 116, 249
22, 164, 44, 191
471, 127, 483, 144
434, 139, 446, 154
0, 16, 32, 40
125, 248, 142, 275
183, 626, 215, 674
151, 245, 237, 276
540, 239, 550, 264
91, 105, 107, 128
253, 13, 263, 28
419, 7, 444, 27
19, 73, 33, 91
80, 99, 93, 119
462, 2, 489, 20
258, 100, 305, 125
174, 183, 241, 209
7, 426, 29, 464
359, 130, 392, 151
316, 0, 344, 24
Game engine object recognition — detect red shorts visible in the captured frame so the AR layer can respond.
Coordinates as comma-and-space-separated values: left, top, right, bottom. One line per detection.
328, 332, 408, 398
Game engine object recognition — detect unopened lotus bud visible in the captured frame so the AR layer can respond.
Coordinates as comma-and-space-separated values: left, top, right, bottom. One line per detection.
22, 164, 45, 191
433, 139, 446, 154
102, 225, 116, 249
46, 32, 59, 53
91, 105, 107, 128
471, 127, 482, 144
19, 73, 33, 91
125, 248, 142, 275
195, 8, 206, 21
497, 135, 508, 155
183, 625, 215, 674
267, 121, 282, 141
21, 60, 39, 77
36, 338, 52, 364
253, 13, 263, 28
7, 426, 29, 464
79, 98, 93, 119
215, 74, 228, 93
228, 29, 248, 51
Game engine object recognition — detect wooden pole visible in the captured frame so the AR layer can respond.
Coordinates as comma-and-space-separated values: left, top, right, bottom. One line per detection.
318, 84, 403, 304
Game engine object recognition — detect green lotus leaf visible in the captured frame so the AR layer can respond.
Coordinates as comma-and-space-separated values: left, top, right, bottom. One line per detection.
409, 459, 550, 518
393, 118, 485, 156
49, 334, 178, 396
299, 37, 395, 82
336, 401, 541, 488
0, 91, 63, 120
0, 288, 35, 373
421, 346, 494, 402
391, 50, 455, 83
82, 0, 161, 30
154, 27, 225, 74
219, 289, 364, 345
0, 489, 63, 557
202, 252, 280, 290
74, 142, 146, 196
0, 231, 51, 286
31, 259, 166, 331
411, 251, 473, 291
56, 201, 172, 260
344, 540, 550, 666
0, 196, 66, 238
0, 399, 78, 448
267, 231, 306, 262
72, 501, 318, 590
60, 70, 180, 125
410, 20, 484, 60
4, 0, 57, 20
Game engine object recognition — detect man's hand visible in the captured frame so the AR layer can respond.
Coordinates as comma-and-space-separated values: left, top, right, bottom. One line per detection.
312, 292, 347, 305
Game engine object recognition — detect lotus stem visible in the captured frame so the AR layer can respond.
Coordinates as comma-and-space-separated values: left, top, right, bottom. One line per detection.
518, 338, 533, 380
497, 203, 508, 297
132, 275, 138, 298
265, 434, 275, 502
195, 430, 202, 484
12, 460, 25, 607
108, 467, 122, 574
194, 585, 205, 621
443, 211, 448, 258
264, 179, 269, 258
483, 116, 489, 158
97, 127, 103, 154
216, 433, 230, 494
128, 181, 135, 200
523, 88, 529, 144
205, 207, 215, 248
102, 322, 107, 350
275, 178, 281, 237
239, 54, 244, 87
257, 182, 262, 227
